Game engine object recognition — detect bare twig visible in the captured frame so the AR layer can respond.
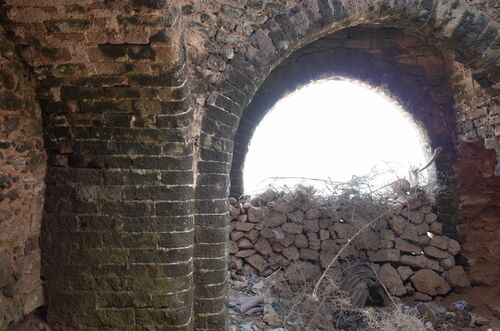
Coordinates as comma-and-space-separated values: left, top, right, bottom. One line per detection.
370, 265, 397, 307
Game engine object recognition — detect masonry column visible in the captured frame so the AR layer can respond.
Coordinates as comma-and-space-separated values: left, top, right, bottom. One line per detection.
1, 2, 195, 329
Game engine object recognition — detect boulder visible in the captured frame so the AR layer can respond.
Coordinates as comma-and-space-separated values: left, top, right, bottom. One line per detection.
400, 223, 419, 242
307, 232, 321, 250
303, 219, 319, 232
445, 266, 470, 292
395, 238, 421, 254
247, 229, 259, 242
409, 210, 425, 224
379, 263, 406, 296
229, 204, 241, 218
319, 229, 330, 240
418, 235, 431, 247
228, 241, 239, 254
282, 222, 303, 234
271, 242, 284, 252
425, 212, 438, 223
279, 233, 295, 247
380, 229, 395, 241
245, 254, 269, 272
423, 246, 449, 259
389, 216, 406, 235
367, 249, 400, 262
410, 269, 450, 296
415, 292, 432, 301
415, 223, 429, 235
332, 223, 354, 238
354, 231, 379, 250
260, 228, 275, 239
447, 239, 461, 255
287, 210, 305, 223
294, 234, 308, 248
254, 239, 272, 256
397, 266, 413, 281
285, 261, 321, 284
300, 248, 319, 261
248, 207, 262, 222
421, 206, 432, 214
230, 231, 245, 241
282, 246, 299, 261
242, 264, 257, 276
321, 239, 337, 253
439, 256, 455, 270
430, 222, 443, 234
400, 255, 442, 271
319, 218, 332, 229
238, 238, 253, 249
271, 227, 285, 240
266, 212, 287, 227
268, 253, 288, 269
273, 201, 296, 213
236, 249, 255, 258
234, 222, 255, 232
430, 236, 448, 250
306, 208, 321, 219
320, 252, 335, 269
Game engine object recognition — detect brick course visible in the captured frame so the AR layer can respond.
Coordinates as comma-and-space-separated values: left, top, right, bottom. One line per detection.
0, 0, 498, 330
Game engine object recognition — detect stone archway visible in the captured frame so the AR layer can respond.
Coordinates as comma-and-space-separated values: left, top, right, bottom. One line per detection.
194, 2, 499, 329
229, 26, 457, 198
0, 0, 497, 330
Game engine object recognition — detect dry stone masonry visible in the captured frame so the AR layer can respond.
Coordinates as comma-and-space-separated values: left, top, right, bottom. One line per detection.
0, 0, 498, 330
228, 188, 470, 302
0, 27, 46, 330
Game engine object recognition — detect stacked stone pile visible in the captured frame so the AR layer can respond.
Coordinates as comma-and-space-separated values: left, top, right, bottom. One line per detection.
228, 188, 470, 302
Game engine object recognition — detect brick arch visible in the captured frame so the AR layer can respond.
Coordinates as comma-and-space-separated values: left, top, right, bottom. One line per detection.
194, 1, 499, 329
229, 40, 454, 197
0, 26, 47, 329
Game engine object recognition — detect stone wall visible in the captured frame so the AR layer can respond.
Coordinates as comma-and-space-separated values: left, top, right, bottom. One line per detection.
0, 0, 497, 330
229, 26, 458, 198
2, 1, 196, 330
228, 189, 469, 301
0, 28, 46, 329
453, 141, 500, 288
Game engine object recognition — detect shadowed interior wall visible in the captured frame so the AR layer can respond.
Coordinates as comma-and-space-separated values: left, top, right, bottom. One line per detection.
0, 0, 497, 330
2, 2, 196, 330
192, 2, 499, 329
0, 27, 46, 329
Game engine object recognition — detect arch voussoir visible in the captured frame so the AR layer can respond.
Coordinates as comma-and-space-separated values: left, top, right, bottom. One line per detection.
192, 1, 499, 329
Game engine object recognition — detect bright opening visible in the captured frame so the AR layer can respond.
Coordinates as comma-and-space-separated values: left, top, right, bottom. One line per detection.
243, 79, 431, 194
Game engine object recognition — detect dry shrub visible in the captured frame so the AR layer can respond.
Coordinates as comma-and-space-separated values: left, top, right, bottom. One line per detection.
360, 304, 426, 331
251, 172, 436, 330
269, 269, 426, 331
268, 269, 352, 331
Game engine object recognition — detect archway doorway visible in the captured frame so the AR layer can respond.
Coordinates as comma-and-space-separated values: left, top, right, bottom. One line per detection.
243, 79, 432, 195
196, 19, 499, 328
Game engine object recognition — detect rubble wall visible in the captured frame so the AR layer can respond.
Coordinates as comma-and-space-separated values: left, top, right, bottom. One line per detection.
0, 28, 46, 329
229, 189, 470, 302
0, 0, 497, 329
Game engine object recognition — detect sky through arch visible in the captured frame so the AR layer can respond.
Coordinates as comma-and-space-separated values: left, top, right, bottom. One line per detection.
243, 79, 430, 194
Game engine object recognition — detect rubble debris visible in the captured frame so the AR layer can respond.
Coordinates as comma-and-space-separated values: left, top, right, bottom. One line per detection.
229, 186, 466, 302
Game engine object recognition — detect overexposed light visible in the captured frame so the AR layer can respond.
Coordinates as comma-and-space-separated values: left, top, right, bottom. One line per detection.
243, 79, 429, 194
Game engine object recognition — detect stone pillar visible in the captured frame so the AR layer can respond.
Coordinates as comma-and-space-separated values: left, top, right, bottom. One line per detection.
0, 27, 46, 329
1, 2, 195, 329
